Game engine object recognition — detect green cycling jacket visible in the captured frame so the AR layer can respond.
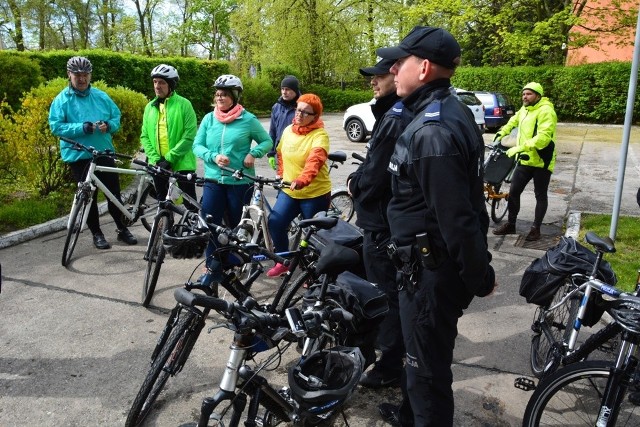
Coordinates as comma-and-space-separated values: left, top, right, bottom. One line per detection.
497, 97, 557, 172
140, 92, 197, 172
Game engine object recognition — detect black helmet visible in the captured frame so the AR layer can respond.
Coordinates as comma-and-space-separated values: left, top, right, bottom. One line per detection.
162, 223, 209, 259
288, 346, 364, 419
151, 64, 179, 90
67, 56, 92, 74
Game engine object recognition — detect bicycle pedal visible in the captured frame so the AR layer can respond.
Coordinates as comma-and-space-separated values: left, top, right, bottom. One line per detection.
514, 376, 536, 391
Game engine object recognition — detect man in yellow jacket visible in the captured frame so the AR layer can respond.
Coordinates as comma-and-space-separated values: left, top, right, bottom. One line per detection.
492, 82, 557, 241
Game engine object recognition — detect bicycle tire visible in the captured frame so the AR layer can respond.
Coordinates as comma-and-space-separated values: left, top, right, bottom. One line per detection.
61, 190, 89, 267
522, 360, 640, 426
142, 212, 171, 307
139, 183, 159, 232
274, 269, 314, 315
328, 190, 354, 222
490, 184, 508, 223
530, 278, 580, 378
125, 307, 205, 427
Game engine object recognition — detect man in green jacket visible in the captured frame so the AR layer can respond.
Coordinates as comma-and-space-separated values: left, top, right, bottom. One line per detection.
492, 82, 557, 241
140, 64, 198, 211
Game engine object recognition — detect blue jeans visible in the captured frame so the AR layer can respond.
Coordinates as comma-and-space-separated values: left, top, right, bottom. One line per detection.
268, 191, 331, 252
201, 182, 252, 263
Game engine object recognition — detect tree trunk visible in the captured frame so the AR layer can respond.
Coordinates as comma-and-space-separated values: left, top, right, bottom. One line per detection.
7, 0, 25, 51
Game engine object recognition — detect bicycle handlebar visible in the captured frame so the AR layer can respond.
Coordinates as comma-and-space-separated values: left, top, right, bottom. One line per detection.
351, 152, 366, 163
59, 136, 133, 160
218, 165, 291, 188
132, 158, 204, 184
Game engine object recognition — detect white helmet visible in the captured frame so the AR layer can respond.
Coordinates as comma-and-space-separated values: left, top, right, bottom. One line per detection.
67, 56, 92, 74
214, 74, 243, 103
151, 64, 179, 90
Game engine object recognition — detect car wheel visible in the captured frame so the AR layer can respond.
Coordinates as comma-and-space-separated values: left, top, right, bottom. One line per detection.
345, 118, 366, 142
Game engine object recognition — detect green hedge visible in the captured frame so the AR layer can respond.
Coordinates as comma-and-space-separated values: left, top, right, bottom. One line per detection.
452, 62, 640, 124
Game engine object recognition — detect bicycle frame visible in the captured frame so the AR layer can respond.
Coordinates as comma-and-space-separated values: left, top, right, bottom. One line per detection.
68, 161, 152, 231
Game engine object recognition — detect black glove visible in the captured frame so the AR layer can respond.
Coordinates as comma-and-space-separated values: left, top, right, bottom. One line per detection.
83, 121, 95, 134
156, 157, 171, 170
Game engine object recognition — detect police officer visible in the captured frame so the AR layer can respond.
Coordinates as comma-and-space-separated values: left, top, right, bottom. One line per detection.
375, 27, 496, 426
347, 58, 405, 388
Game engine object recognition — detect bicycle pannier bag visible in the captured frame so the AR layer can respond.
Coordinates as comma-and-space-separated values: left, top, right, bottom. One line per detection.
519, 236, 617, 309
484, 148, 515, 186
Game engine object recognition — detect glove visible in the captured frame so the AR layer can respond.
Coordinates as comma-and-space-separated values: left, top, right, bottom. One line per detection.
156, 157, 171, 170
492, 133, 502, 145
268, 157, 277, 170
82, 121, 95, 134
506, 146, 525, 158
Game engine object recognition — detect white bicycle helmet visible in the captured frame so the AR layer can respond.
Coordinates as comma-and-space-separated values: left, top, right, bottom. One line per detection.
288, 346, 364, 420
67, 56, 93, 74
151, 64, 180, 90
214, 74, 243, 102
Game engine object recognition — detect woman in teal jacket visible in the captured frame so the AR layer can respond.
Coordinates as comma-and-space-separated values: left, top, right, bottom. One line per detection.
193, 74, 272, 283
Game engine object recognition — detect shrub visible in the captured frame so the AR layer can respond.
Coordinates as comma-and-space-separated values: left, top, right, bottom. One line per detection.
242, 77, 280, 115
0, 53, 45, 111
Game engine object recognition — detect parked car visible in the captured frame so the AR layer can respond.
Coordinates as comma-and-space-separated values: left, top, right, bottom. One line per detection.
472, 91, 515, 132
455, 89, 486, 133
342, 98, 376, 142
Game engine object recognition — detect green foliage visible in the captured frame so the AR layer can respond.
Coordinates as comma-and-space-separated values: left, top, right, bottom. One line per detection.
261, 65, 303, 90
0, 53, 45, 110
305, 85, 372, 112
241, 77, 279, 115
0, 191, 73, 234
0, 50, 229, 120
3, 77, 149, 196
579, 214, 640, 293
452, 62, 640, 124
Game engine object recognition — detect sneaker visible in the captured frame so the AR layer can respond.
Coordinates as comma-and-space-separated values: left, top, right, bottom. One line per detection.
359, 368, 401, 388
93, 233, 111, 250
267, 263, 289, 277
493, 222, 516, 235
378, 403, 401, 427
117, 228, 138, 245
525, 226, 541, 241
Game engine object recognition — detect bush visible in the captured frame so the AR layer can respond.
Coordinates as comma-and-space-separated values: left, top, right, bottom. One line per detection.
242, 77, 280, 115
0, 53, 45, 111
3, 78, 148, 196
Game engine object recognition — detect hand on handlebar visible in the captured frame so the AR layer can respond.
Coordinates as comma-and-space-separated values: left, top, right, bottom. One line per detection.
215, 154, 230, 168
506, 145, 525, 158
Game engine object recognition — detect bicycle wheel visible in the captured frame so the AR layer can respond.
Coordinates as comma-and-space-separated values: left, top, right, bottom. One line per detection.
530, 278, 580, 378
328, 190, 354, 222
61, 190, 90, 267
125, 307, 205, 427
139, 183, 159, 232
142, 212, 172, 307
274, 270, 314, 315
522, 360, 640, 426
490, 184, 508, 223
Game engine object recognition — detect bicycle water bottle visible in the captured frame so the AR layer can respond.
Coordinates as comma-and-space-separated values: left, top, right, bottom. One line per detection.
236, 221, 253, 242
252, 189, 261, 206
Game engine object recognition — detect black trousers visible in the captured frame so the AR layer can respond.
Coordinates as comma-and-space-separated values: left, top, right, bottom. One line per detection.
69, 157, 125, 235
507, 164, 552, 228
397, 259, 474, 427
362, 230, 404, 375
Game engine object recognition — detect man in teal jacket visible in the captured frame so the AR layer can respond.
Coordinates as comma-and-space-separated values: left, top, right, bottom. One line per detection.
141, 64, 198, 211
49, 56, 137, 250
493, 82, 557, 241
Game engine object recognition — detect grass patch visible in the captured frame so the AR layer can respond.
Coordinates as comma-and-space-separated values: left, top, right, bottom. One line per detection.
0, 191, 73, 234
579, 213, 640, 293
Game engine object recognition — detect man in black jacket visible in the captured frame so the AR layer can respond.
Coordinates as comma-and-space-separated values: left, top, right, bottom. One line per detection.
347, 58, 405, 388
376, 27, 496, 426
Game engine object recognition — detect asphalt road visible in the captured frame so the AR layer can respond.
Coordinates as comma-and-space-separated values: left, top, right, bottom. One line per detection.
2, 114, 640, 426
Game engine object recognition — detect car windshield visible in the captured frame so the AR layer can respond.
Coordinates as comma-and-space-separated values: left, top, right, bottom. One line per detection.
457, 92, 482, 106
475, 93, 494, 106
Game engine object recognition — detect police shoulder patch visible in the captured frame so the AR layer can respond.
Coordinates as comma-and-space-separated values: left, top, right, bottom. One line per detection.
422, 100, 441, 123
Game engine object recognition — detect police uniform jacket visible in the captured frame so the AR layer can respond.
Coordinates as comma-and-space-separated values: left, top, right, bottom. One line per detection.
348, 92, 402, 232
386, 79, 491, 297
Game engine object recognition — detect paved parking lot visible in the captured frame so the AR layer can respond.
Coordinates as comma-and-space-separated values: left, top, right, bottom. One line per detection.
2, 115, 640, 426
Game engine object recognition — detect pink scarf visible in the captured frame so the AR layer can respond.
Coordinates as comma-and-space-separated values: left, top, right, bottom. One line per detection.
214, 104, 244, 124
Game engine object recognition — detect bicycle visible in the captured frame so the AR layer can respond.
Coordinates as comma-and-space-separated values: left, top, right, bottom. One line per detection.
521, 278, 640, 426
325, 151, 355, 223
524, 232, 621, 380
125, 226, 370, 426
131, 158, 206, 307
59, 137, 157, 267
483, 143, 517, 223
